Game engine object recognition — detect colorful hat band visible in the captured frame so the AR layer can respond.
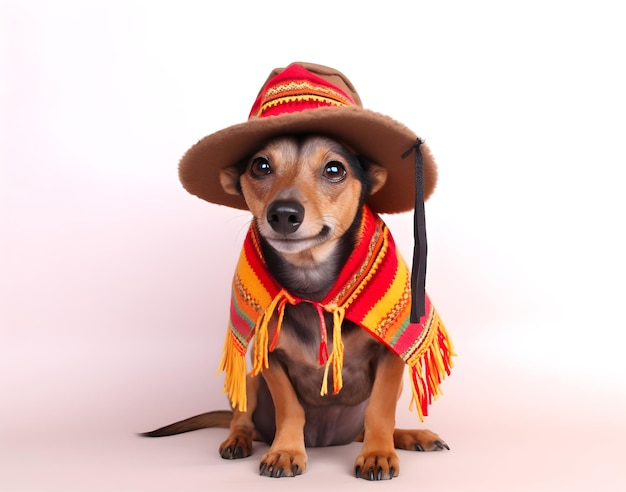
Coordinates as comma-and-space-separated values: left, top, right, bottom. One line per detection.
249, 67, 357, 119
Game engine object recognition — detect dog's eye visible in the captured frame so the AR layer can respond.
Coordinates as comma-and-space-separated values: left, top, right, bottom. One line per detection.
249, 157, 271, 178
322, 161, 347, 182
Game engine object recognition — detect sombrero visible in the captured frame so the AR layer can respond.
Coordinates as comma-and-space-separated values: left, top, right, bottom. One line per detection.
178, 61, 437, 214
178, 61, 437, 321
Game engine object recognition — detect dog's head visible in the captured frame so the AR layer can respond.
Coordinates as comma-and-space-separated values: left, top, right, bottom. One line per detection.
220, 135, 387, 264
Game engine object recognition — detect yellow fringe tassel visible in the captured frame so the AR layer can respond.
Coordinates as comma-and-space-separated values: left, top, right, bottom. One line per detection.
220, 289, 293, 412
252, 289, 289, 376
320, 306, 346, 396
217, 331, 248, 412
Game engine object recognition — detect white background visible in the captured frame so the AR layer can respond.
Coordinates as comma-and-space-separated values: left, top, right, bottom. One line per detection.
1, 1, 625, 491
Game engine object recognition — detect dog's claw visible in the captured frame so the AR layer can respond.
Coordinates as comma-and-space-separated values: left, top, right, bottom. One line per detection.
354, 451, 398, 480
434, 440, 450, 451
221, 446, 240, 460
220, 434, 253, 460
221, 442, 249, 459
259, 449, 306, 477
393, 429, 449, 453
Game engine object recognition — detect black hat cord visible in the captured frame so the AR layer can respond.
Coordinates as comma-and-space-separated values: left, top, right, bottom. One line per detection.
401, 138, 427, 323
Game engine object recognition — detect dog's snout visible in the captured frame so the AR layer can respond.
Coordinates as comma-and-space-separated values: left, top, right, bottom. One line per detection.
267, 201, 305, 235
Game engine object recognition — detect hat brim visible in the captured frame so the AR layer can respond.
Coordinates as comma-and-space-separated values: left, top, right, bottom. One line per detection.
178, 106, 437, 214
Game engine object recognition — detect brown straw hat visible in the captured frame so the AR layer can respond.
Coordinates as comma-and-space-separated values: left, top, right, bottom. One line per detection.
178, 61, 437, 214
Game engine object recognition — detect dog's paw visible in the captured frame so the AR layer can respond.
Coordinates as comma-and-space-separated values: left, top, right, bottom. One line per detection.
393, 429, 450, 452
259, 449, 307, 478
219, 433, 253, 459
354, 450, 400, 480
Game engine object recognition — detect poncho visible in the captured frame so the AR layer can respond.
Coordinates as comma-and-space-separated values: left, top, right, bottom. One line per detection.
219, 205, 454, 420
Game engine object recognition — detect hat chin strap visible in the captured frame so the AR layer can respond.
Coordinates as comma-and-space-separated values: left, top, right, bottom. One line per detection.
402, 139, 427, 323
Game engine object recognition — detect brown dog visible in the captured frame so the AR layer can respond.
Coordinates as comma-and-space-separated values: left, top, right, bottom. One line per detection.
142, 135, 449, 480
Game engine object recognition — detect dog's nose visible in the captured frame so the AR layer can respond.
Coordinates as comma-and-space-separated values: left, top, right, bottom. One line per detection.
267, 201, 305, 235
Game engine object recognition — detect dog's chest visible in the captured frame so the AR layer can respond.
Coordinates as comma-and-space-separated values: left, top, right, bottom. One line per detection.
269, 303, 384, 407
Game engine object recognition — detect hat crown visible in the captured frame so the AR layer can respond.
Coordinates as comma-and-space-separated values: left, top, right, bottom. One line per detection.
248, 62, 363, 120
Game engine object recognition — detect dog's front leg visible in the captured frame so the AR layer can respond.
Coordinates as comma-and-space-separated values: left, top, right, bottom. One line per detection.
219, 374, 259, 459
354, 351, 404, 480
258, 359, 306, 478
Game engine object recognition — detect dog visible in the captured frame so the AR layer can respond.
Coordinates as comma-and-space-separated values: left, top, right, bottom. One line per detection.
142, 135, 449, 480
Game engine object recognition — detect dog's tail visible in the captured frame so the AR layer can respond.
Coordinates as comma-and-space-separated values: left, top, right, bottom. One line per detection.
140, 410, 233, 437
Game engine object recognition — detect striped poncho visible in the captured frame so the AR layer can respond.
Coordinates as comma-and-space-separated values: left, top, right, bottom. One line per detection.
219, 205, 454, 421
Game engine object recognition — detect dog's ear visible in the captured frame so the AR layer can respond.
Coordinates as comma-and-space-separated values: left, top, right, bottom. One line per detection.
219, 166, 242, 196
367, 164, 387, 196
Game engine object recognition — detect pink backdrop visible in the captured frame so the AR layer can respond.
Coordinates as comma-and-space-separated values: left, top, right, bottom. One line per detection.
2, 2, 625, 490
